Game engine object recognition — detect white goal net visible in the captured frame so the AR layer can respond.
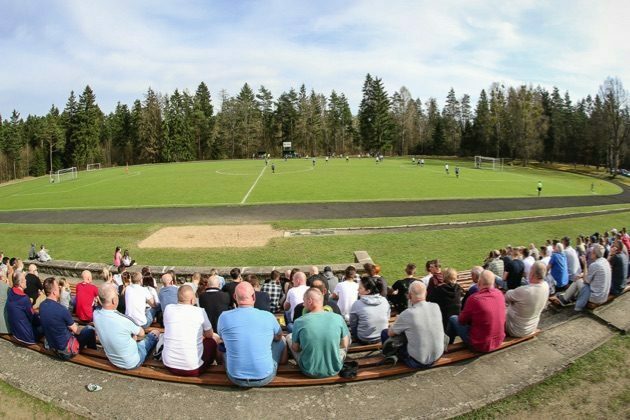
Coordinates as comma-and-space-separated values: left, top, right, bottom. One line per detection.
474, 156, 504, 170
50, 167, 78, 183
86, 163, 101, 171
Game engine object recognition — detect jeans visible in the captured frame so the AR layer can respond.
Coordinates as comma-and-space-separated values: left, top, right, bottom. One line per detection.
142, 307, 158, 329
225, 337, 286, 387
575, 283, 592, 312
448, 315, 470, 346
135, 332, 159, 368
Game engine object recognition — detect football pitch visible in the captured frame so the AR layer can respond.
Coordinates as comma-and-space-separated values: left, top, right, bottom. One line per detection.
0, 158, 620, 211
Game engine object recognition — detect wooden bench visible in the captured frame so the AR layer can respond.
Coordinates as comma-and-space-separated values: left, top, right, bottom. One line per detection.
549, 285, 630, 310
0, 331, 538, 387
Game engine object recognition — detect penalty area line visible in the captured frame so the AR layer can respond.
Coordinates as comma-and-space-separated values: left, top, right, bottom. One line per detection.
241, 165, 267, 204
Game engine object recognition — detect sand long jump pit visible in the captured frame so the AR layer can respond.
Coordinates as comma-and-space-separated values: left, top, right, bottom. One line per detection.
138, 225, 283, 248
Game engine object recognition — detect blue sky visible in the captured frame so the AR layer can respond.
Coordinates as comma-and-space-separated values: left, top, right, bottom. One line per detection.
1, 0, 629, 117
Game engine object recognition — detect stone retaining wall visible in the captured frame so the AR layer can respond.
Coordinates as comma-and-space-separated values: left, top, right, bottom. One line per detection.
31, 251, 374, 281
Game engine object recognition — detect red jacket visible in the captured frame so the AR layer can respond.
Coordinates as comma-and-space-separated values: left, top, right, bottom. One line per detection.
458, 287, 506, 352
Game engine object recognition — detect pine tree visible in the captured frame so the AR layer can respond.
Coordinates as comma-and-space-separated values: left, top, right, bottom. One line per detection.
256, 86, 275, 154
75, 85, 103, 167
42, 105, 65, 173
139, 87, 163, 163
193, 82, 214, 159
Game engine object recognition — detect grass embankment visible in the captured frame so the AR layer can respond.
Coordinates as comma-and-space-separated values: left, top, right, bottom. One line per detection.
0, 379, 82, 419
458, 334, 630, 419
1, 209, 628, 277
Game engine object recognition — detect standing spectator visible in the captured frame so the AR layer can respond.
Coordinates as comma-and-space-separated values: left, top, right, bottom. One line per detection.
39, 277, 97, 360
261, 270, 282, 313
245, 274, 271, 312
382, 281, 445, 368
427, 268, 462, 330
332, 266, 360, 321
389, 263, 419, 312
125, 272, 157, 328
287, 288, 349, 378
163, 285, 217, 377
448, 270, 506, 352
222, 268, 243, 308
7, 271, 41, 345
24, 264, 43, 304
93, 284, 159, 370
0, 273, 11, 334
198, 275, 230, 332
609, 239, 629, 295
158, 273, 179, 313
75, 270, 99, 323
505, 262, 549, 337
557, 244, 611, 311
349, 277, 390, 344
217, 282, 287, 387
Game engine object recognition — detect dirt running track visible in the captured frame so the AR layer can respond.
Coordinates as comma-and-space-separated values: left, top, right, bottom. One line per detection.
1, 184, 629, 225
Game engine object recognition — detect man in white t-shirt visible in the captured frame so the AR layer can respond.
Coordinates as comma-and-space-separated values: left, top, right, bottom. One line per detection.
562, 236, 581, 281
332, 266, 360, 321
162, 285, 217, 377
125, 272, 156, 328
522, 248, 536, 280
283, 272, 309, 327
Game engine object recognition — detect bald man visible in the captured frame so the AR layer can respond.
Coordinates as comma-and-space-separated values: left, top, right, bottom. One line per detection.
217, 282, 287, 387
383, 281, 446, 368
162, 285, 217, 377
448, 270, 506, 352
75, 270, 99, 322
158, 273, 178, 312
93, 283, 159, 369
287, 288, 349, 378
24, 264, 43, 304
283, 272, 309, 326
505, 261, 549, 337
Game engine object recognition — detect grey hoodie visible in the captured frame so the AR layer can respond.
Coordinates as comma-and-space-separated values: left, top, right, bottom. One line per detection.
349, 294, 391, 343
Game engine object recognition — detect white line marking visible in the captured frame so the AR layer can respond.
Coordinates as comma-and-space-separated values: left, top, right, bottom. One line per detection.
241, 165, 267, 204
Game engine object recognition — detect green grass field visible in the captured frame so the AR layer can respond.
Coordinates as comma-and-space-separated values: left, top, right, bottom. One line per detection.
0, 158, 620, 211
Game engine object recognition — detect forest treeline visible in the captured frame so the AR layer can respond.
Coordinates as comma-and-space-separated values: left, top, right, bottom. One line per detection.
0, 75, 628, 182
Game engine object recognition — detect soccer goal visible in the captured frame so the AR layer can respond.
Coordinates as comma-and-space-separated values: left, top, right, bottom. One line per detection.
50, 167, 78, 183
474, 156, 504, 170
86, 163, 101, 171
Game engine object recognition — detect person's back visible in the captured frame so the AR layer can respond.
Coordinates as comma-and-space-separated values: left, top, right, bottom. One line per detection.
0, 280, 10, 334
7, 286, 39, 344
261, 276, 282, 313
333, 279, 359, 321
158, 285, 178, 313
428, 281, 462, 329
162, 302, 211, 372
75, 277, 99, 322
254, 290, 271, 312
459, 287, 506, 352
609, 251, 628, 295
24, 272, 42, 303
392, 301, 445, 365
587, 257, 612, 304
349, 294, 390, 343
390, 277, 415, 311
218, 306, 280, 381
94, 307, 145, 369
39, 298, 73, 352
198, 288, 230, 332
125, 283, 152, 326
505, 259, 524, 290
292, 311, 348, 378
505, 282, 549, 337
550, 251, 568, 288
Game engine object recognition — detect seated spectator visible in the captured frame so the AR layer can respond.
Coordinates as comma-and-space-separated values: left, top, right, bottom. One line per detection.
562, 237, 582, 282
75, 270, 99, 323
195, 274, 210, 300
163, 285, 217, 377
350, 276, 390, 344
113, 246, 122, 267
503, 248, 525, 290
363, 263, 388, 297
28, 244, 37, 260
209, 268, 226, 290
24, 264, 43, 304
39, 277, 97, 360
557, 244, 611, 311
117, 271, 131, 314
283, 272, 309, 326
0, 273, 11, 334
332, 266, 359, 321
287, 288, 349, 378
7, 271, 41, 345
222, 268, 243, 308
306, 266, 327, 288
245, 274, 271, 312
189, 272, 201, 295
419, 260, 433, 286
101, 267, 113, 284
113, 265, 126, 287
382, 281, 445, 368
217, 282, 287, 387
505, 262, 549, 337
143, 274, 160, 321
522, 248, 535, 279
608, 239, 628, 295
93, 283, 159, 370
293, 279, 341, 322
158, 273, 179, 313
546, 243, 569, 293
0, 257, 9, 278
121, 249, 135, 267
58, 278, 72, 311
125, 272, 157, 328
37, 245, 52, 262
484, 250, 504, 278
389, 263, 419, 312
322, 266, 339, 295
198, 275, 230, 332
448, 270, 506, 352
261, 270, 283, 313
426, 259, 444, 298
528, 243, 540, 261
461, 266, 483, 310
428, 268, 462, 329
539, 246, 551, 266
